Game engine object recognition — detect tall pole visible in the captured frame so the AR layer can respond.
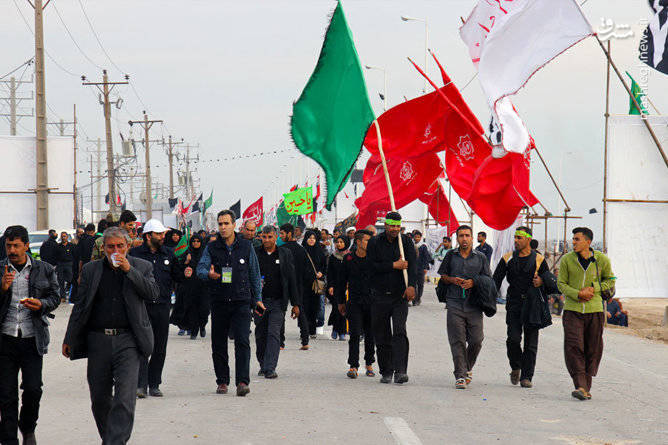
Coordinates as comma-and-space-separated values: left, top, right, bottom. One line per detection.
33, 0, 49, 229
602, 40, 611, 253
73, 104, 78, 228
102, 70, 117, 216
96, 138, 102, 215
89, 155, 94, 220
129, 113, 162, 220
10, 77, 16, 136
168, 136, 174, 198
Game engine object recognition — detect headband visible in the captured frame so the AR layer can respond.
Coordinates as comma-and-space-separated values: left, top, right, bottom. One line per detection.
515, 230, 532, 239
385, 218, 402, 226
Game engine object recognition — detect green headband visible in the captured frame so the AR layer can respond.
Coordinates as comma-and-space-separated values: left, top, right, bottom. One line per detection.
385, 218, 402, 226
515, 230, 532, 239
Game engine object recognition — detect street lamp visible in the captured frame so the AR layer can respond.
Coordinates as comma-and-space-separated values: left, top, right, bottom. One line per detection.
401, 15, 428, 93
364, 65, 387, 111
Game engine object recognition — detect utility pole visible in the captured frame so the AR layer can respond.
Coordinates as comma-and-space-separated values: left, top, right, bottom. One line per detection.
30, 0, 51, 229
129, 112, 162, 219
82, 70, 129, 218
73, 104, 78, 228
0, 75, 34, 135
181, 143, 199, 199
86, 138, 105, 218
163, 135, 184, 198
89, 155, 94, 219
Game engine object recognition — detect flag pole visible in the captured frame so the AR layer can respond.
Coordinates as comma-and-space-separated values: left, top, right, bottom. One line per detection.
373, 119, 409, 286
595, 36, 668, 169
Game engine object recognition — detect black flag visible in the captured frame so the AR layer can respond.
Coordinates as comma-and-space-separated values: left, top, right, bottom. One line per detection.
230, 200, 241, 220
639, 0, 668, 74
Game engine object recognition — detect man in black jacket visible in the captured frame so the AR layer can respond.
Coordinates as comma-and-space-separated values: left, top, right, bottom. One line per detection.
254, 226, 300, 379
38, 230, 58, 266
129, 219, 183, 398
279, 223, 310, 349
196, 210, 263, 396
63, 226, 159, 445
56, 231, 75, 303
412, 230, 433, 306
493, 226, 550, 388
439, 225, 491, 390
1, 225, 60, 445
337, 229, 376, 379
367, 212, 417, 385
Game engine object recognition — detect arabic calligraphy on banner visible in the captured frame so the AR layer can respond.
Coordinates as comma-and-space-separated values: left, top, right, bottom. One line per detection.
283, 187, 314, 215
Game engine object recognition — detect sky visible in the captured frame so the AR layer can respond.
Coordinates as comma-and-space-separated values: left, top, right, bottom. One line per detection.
2, 0, 666, 241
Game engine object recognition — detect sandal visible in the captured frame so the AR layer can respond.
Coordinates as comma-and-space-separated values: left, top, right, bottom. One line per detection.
347, 368, 358, 379
455, 378, 467, 389
365, 366, 375, 377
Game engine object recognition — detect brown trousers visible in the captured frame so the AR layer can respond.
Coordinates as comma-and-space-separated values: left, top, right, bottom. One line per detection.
562, 311, 604, 391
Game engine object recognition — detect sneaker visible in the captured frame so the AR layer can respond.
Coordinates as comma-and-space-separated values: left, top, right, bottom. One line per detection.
149, 387, 163, 397
465, 371, 473, 385
264, 371, 278, 379
136, 388, 147, 399
338, 334, 347, 341
510, 369, 521, 386
178, 329, 186, 336
571, 387, 588, 400
300, 345, 309, 350
216, 384, 228, 394
365, 365, 375, 377
520, 379, 533, 388
455, 378, 467, 389
331, 330, 338, 340
347, 368, 358, 379
394, 373, 409, 384
316, 326, 324, 335
380, 374, 393, 384
236, 383, 250, 397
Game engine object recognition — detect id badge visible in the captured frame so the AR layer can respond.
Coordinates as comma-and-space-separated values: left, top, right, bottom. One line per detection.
221, 267, 233, 284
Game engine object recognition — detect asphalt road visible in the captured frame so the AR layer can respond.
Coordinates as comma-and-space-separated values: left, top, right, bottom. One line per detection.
36, 287, 667, 444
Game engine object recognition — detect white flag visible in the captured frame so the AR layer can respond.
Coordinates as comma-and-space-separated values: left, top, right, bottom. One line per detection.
460, 0, 593, 153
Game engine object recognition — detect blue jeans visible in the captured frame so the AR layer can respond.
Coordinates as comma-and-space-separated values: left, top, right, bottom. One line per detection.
316, 294, 325, 327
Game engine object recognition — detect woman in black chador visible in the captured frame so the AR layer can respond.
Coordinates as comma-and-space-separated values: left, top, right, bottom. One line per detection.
326, 236, 350, 340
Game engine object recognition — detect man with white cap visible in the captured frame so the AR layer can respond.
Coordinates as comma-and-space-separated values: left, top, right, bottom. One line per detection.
129, 219, 183, 398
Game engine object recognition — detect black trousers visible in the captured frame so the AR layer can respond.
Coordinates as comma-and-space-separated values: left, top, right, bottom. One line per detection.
416, 270, 426, 302
86, 332, 140, 445
302, 290, 320, 336
371, 297, 409, 376
138, 303, 170, 390
506, 308, 539, 381
210, 301, 251, 386
56, 263, 73, 300
0, 335, 43, 445
346, 301, 375, 368
254, 299, 284, 373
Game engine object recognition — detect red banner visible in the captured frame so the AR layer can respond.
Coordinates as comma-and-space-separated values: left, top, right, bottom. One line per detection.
243, 197, 264, 226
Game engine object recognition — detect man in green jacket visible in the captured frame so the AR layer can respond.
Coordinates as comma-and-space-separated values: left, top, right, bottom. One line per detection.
557, 227, 615, 401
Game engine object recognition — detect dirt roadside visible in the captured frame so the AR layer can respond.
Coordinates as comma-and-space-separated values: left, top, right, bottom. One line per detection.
607, 298, 668, 343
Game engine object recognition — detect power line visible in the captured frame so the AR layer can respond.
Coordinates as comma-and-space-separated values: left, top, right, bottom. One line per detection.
0, 58, 34, 81
76, 0, 125, 75
52, 2, 104, 70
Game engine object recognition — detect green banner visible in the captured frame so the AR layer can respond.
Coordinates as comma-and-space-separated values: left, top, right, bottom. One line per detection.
282, 187, 314, 215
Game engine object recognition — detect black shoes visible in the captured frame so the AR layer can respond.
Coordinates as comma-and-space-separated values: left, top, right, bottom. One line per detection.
394, 373, 409, 384
136, 388, 147, 399
200, 326, 206, 338
258, 370, 265, 376
236, 383, 250, 397
510, 369, 521, 386
380, 374, 393, 384
264, 371, 278, 379
149, 387, 163, 397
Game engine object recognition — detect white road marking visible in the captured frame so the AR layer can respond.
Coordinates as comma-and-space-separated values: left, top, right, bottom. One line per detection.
384, 417, 423, 445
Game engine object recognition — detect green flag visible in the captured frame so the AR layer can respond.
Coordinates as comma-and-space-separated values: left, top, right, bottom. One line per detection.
626, 72, 648, 115
203, 190, 213, 213
282, 187, 314, 215
291, 0, 375, 211
276, 201, 303, 227
173, 227, 190, 258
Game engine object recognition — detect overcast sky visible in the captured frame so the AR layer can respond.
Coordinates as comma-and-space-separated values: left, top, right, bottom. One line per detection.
2, 0, 666, 240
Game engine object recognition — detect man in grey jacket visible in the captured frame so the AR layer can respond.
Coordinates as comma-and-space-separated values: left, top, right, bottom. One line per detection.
0, 225, 60, 445
63, 227, 159, 445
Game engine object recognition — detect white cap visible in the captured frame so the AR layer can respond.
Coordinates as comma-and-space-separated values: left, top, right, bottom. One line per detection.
142, 219, 168, 234
346, 227, 355, 233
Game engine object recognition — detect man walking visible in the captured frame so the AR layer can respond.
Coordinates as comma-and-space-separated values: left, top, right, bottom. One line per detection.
1, 225, 60, 445
63, 227, 158, 445
279, 223, 310, 349
240, 220, 261, 249
337, 229, 376, 379
412, 230, 433, 306
38, 230, 58, 266
196, 210, 263, 396
56, 232, 75, 303
254, 226, 300, 379
558, 227, 615, 400
438, 225, 491, 389
367, 212, 417, 384
129, 219, 182, 398
493, 227, 552, 388
475, 231, 493, 265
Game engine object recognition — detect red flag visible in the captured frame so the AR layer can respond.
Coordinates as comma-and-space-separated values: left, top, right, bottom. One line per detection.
419, 181, 459, 235
355, 153, 444, 228
243, 197, 264, 226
